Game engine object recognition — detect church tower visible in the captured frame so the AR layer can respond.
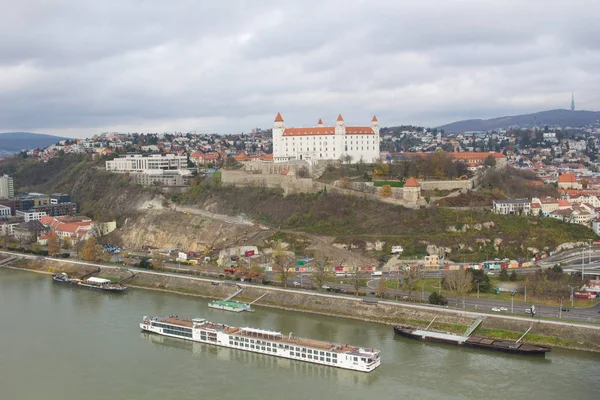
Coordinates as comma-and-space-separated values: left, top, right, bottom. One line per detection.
273, 113, 285, 161
372, 116, 380, 159
335, 114, 345, 135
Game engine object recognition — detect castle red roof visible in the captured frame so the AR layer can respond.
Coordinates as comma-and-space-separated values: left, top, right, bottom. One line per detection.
337, 114, 344, 122
558, 173, 577, 183
372, 116, 378, 122
282, 126, 374, 136
274, 113, 284, 122
404, 177, 420, 187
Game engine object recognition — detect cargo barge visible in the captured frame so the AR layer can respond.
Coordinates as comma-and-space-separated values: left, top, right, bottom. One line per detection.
393, 322, 550, 356
141, 315, 381, 372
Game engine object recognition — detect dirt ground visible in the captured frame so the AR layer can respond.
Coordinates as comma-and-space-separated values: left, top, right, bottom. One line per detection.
116, 205, 377, 268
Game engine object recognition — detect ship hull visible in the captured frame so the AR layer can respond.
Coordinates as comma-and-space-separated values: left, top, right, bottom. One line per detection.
52, 275, 127, 293
393, 326, 550, 356
140, 317, 381, 373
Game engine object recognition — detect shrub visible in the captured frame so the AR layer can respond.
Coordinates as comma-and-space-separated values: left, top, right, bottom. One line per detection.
428, 292, 448, 305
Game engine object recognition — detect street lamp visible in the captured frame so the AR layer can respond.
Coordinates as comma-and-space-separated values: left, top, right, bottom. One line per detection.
559, 297, 564, 319
568, 286, 574, 308
511, 292, 515, 313
476, 280, 480, 299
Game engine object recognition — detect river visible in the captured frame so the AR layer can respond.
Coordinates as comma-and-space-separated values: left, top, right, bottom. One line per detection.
1, 269, 598, 400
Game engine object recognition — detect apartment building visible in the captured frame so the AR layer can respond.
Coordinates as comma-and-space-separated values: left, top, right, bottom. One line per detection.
106, 154, 187, 172
492, 199, 531, 215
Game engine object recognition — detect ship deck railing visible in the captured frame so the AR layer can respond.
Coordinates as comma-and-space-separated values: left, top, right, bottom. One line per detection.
153, 316, 379, 357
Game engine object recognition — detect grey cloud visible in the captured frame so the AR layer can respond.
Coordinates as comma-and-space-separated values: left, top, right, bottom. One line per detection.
0, 0, 598, 136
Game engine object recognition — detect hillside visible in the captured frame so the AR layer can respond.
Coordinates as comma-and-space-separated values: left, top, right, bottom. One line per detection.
0, 154, 155, 222
174, 176, 594, 261
0, 154, 595, 261
438, 109, 600, 133
436, 167, 558, 207
0, 132, 69, 154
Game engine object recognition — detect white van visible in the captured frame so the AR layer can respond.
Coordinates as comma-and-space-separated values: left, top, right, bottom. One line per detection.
371, 271, 383, 277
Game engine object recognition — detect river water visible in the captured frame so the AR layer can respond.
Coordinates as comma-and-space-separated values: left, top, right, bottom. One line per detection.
1, 269, 598, 400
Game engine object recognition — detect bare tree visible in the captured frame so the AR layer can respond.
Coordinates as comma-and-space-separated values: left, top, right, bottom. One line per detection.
272, 240, 295, 287
311, 257, 333, 289
376, 276, 388, 298
297, 166, 310, 178
351, 267, 368, 296
402, 268, 425, 299
444, 269, 473, 306
91, 222, 112, 245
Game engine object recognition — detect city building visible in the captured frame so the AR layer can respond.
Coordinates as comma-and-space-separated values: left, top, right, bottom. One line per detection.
50, 193, 71, 204
557, 173, 581, 189
0, 218, 23, 236
272, 114, 380, 163
131, 170, 191, 187
449, 152, 508, 168
106, 154, 187, 172
0, 205, 11, 217
12, 220, 45, 243
15, 210, 47, 222
0, 174, 14, 199
34, 203, 78, 217
492, 199, 531, 215
532, 197, 560, 215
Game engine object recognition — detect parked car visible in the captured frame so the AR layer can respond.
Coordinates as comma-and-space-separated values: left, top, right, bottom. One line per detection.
499, 307, 508, 312
321, 285, 331, 290
293, 281, 301, 287
491, 307, 501, 312
561, 308, 570, 312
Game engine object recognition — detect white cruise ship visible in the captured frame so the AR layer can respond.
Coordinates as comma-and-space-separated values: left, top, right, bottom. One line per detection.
140, 315, 381, 373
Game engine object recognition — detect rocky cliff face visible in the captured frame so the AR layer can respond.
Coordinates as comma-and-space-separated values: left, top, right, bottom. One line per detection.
119, 208, 265, 252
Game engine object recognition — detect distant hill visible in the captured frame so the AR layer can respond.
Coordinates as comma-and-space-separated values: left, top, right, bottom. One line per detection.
0, 132, 69, 154
438, 109, 600, 133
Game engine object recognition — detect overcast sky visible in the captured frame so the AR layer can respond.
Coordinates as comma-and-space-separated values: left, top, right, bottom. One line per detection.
1, 0, 599, 138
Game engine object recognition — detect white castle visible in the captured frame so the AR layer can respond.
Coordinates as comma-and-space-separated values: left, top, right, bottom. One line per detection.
272, 113, 380, 163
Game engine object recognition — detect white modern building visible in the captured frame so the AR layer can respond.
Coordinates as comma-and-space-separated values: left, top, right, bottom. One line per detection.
272, 114, 380, 163
0, 174, 14, 199
492, 199, 531, 215
15, 210, 47, 222
131, 170, 191, 186
106, 154, 187, 172
0, 204, 11, 217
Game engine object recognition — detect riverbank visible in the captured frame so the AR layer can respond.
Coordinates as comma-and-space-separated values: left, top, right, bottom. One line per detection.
7, 258, 600, 353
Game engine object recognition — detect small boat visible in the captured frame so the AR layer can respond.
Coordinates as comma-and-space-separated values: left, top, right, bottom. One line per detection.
52, 272, 127, 292
393, 317, 550, 356
207, 289, 267, 313
208, 300, 252, 312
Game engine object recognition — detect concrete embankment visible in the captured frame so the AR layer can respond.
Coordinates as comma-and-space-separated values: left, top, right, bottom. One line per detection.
8, 257, 600, 353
